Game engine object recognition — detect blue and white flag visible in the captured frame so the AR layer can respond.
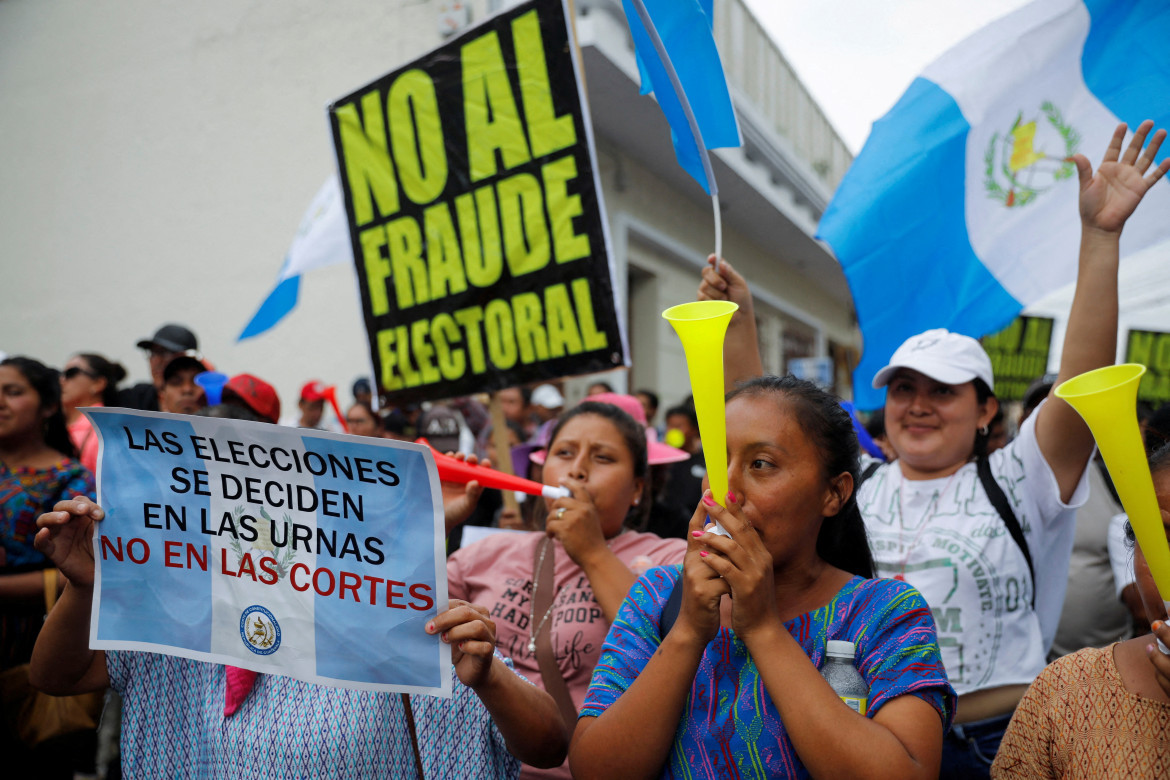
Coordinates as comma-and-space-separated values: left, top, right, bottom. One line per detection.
238, 176, 350, 341
622, 0, 740, 193
85, 408, 450, 697
819, 0, 1170, 409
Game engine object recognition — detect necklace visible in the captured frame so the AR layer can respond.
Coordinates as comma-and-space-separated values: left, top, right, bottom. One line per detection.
526, 529, 628, 653
528, 537, 557, 654
892, 467, 961, 581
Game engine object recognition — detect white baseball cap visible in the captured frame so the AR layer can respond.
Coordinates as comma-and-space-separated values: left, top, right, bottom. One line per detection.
871, 328, 995, 391
530, 384, 565, 409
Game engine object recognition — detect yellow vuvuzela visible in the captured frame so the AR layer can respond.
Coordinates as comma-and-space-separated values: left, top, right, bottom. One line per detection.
1056, 364, 1170, 605
662, 300, 738, 537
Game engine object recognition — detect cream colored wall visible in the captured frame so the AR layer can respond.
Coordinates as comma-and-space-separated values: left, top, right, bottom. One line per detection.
0, 0, 490, 410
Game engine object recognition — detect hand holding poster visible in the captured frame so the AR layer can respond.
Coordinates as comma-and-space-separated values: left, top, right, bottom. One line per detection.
329, 0, 625, 407
84, 408, 450, 697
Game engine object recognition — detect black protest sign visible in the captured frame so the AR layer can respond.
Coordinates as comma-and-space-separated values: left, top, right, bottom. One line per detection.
980, 315, 1053, 401
1126, 329, 1170, 406
328, 0, 624, 406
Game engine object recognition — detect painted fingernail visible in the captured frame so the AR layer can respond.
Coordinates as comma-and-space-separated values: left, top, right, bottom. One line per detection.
699, 550, 709, 558
441, 632, 448, 642
702, 495, 716, 507
459, 642, 466, 651
425, 622, 435, 633
1154, 620, 1164, 632
692, 530, 704, 538
727, 491, 737, 504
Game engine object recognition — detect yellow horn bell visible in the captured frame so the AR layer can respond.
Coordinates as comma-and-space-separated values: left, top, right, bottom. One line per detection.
1056, 364, 1170, 603
663, 300, 738, 536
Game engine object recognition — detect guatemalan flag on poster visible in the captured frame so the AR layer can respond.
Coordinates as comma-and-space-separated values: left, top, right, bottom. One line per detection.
819, 0, 1170, 410
85, 408, 451, 697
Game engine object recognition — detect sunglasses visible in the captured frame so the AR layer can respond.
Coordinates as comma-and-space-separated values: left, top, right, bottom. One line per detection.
62, 366, 98, 380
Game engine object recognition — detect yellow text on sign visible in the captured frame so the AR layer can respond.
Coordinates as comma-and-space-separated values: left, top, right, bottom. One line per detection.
360, 153, 591, 315
336, 8, 576, 228
375, 278, 608, 390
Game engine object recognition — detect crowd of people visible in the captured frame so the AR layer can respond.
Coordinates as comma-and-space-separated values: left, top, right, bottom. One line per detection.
2, 122, 1168, 778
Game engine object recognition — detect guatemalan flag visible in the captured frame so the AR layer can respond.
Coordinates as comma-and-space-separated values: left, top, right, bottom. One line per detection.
819, 0, 1170, 410
621, 0, 741, 193
238, 176, 349, 341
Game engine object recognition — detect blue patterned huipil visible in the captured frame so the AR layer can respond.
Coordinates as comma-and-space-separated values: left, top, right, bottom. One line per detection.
581, 566, 955, 779
108, 650, 521, 779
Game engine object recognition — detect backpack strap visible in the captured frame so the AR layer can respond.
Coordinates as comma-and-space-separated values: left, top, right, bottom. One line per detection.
976, 456, 1035, 610
857, 461, 881, 489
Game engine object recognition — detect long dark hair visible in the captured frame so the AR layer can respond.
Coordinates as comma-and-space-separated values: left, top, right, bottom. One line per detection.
77, 353, 127, 407
727, 375, 875, 578
1, 357, 77, 459
546, 401, 649, 527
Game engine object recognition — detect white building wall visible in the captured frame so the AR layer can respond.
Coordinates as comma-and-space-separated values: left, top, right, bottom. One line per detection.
1, 0, 856, 415
0, 0, 495, 408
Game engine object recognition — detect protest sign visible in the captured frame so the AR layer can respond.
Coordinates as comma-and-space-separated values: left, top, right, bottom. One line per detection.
328, 0, 625, 407
980, 315, 1054, 401
1126, 328, 1170, 407
85, 408, 450, 697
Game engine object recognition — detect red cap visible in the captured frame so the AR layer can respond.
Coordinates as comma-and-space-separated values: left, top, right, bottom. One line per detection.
224, 374, 281, 424
299, 380, 327, 402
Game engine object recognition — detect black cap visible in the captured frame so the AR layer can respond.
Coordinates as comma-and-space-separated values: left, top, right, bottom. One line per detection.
162, 352, 209, 381
137, 324, 198, 353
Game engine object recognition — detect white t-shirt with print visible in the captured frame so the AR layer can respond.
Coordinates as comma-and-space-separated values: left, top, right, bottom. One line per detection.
857, 404, 1089, 696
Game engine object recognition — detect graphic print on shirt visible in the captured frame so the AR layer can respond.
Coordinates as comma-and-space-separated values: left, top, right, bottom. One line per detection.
861, 465, 1032, 688
489, 574, 601, 673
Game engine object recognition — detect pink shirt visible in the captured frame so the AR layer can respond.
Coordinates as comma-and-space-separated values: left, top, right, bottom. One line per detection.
67, 409, 101, 474
448, 529, 685, 779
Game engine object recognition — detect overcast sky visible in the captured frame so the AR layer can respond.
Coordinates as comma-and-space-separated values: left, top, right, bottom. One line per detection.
740, 0, 1033, 153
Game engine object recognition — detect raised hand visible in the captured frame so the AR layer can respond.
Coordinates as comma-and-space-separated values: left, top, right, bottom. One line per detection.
34, 497, 103, 588
427, 600, 498, 689
1075, 120, 1170, 234
698, 255, 753, 315
698, 254, 763, 388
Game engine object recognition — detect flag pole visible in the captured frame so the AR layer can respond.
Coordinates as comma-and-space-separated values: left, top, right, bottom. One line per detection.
629, 0, 722, 263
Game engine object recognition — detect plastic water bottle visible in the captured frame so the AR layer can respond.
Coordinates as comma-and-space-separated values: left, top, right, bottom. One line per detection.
821, 640, 868, 715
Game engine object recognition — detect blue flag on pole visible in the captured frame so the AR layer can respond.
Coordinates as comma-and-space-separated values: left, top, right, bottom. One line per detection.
818, 0, 1170, 410
622, 0, 741, 193
239, 177, 349, 341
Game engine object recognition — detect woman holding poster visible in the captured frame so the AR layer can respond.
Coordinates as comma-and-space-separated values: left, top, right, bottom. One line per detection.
447, 395, 688, 779
698, 121, 1170, 777
30, 493, 568, 779
0, 356, 96, 778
